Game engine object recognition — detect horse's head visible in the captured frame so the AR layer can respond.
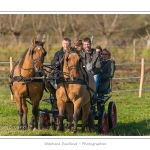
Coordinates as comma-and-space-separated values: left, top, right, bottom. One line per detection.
64, 46, 81, 81
30, 37, 47, 72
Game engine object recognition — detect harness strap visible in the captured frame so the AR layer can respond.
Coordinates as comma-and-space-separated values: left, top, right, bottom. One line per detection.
9, 75, 44, 97
57, 77, 95, 94
62, 82, 71, 102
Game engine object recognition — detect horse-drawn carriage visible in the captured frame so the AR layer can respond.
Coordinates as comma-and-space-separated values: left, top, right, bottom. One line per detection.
39, 48, 117, 134
9, 38, 117, 134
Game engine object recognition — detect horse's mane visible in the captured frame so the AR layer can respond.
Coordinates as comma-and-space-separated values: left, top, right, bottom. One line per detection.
9, 48, 30, 79
18, 41, 45, 67
18, 48, 30, 67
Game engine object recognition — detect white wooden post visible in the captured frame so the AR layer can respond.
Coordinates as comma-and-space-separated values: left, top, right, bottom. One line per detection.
139, 58, 144, 98
9, 57, 14, 102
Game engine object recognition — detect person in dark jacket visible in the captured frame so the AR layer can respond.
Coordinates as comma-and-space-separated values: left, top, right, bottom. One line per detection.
91, 46, 103, 98
98, 48, 115, 94
51, 37, 71, 72
47, 38, 71, 98
93, 48, 116, 105
80, 37, 95, 70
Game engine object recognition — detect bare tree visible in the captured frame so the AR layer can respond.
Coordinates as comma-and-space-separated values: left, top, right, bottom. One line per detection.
90, 14, 119, 47
88, 14, 145, 47
69, 14, 85, 41
137, 28, 150, 49
46, 14, 68, 41
8, 14, 25, 43
0, 15, 9, 37
31, 14, 47, 39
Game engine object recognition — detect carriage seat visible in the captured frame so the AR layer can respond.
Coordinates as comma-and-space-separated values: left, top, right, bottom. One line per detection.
99, 86, 111, 95
98, 79, 112, 96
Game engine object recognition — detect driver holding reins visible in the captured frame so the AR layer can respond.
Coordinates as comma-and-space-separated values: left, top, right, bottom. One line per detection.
46, 38, 72, 99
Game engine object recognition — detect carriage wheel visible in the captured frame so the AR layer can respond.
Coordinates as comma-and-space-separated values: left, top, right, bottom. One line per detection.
39, 110, 50, 130
108, 101, 117, 129
87, 110, 95, 131
98, 110, 108, 134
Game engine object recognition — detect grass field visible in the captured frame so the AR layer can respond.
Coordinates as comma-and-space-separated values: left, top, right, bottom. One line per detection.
1, 43, 150, 136
1, 80, 150, 136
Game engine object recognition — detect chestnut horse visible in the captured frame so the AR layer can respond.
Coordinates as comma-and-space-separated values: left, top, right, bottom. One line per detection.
9, 38, 47, 130
56, 46, 96, 133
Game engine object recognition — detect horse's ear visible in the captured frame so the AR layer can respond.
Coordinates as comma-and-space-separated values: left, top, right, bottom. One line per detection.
42, 38, 46, 44
32, 37, 36, 45
66, 46, 71, 52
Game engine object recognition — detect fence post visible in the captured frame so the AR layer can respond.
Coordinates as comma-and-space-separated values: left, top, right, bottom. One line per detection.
9, 57, 14, 102
139, 58, 144, 98
133, 39, 136, 62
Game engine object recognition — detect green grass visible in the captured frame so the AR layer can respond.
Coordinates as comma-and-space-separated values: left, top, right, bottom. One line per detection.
1, 83, 150, 136
1, 45, 150, 136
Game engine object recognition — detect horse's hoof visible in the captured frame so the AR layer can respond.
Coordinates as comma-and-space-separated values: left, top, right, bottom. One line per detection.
57, 125, 64, 131
73, 130, 77, 134
29, 124, 34, 130
19, 126, 23, 130
33, 128, 38, 131
23, 124, 28, 130
66, 129, 71, 132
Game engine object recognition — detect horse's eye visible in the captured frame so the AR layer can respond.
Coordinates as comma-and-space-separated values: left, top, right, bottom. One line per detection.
66, 57, 69, 62
44, 51, 47, 56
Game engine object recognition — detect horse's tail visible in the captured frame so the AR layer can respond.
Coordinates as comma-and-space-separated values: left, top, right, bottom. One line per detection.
9, 80, 14, 95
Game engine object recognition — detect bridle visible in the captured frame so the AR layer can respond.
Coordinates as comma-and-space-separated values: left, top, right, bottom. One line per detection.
21, 43, 47, 71
65, 51, 81, 80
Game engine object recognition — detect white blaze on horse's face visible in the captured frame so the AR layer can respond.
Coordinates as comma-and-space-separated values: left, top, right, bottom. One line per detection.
32, 44, 46, 72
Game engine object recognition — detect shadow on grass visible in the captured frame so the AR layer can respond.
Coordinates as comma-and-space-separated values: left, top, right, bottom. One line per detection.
110, 119, 150, 136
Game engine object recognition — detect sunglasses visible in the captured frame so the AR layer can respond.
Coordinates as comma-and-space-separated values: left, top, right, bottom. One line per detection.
102, 53, 108, 55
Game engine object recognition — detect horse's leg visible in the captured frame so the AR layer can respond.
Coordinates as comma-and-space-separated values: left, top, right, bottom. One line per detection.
32, 101, 40, 130
81, 101, 91, 132
73, 98, 82, 133
14, 94, 23, 130
29, 97, 40, 130
22, 98, 28, 129
57, 99, 65, 131
65, 102, 73, 132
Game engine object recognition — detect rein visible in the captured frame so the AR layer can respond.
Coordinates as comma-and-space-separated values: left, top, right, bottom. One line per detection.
57, 77, 95, 93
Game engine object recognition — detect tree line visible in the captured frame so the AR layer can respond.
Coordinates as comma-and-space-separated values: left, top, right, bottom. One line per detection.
0, 14, 150, 47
